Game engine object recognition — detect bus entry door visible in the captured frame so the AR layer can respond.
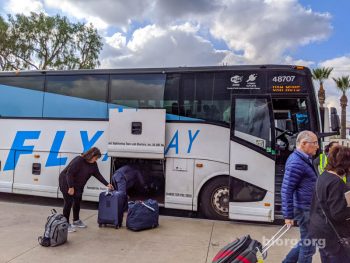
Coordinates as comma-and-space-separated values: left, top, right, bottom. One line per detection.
107, 108, 166, 159
229, 96, 275, 222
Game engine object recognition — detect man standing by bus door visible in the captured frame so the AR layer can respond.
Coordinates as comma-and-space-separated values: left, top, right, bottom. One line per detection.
281, 130, 318, 263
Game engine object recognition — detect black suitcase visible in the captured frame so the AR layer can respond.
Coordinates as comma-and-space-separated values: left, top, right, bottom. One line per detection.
97, 190, 126, 228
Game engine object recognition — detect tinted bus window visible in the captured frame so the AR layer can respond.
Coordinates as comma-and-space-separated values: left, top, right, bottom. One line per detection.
213, 72, 231, 125
44, 75, 108, 118
178, 72, 231, 124
179, 74, 195, 119
109, 74, 165, 109
0, 76, 44, 117
195, 73, 214, 120
164, 74, 180, 120
234, 98, 271, 149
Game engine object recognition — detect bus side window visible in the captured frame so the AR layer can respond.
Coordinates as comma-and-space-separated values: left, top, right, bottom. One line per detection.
234, 98, 272, 149
0, 76, 45, 118
164, 74, 180, 120
109, 74, 165, 110
213, 72, 231, 125
180, 74, 195, 119
44, 75, 108, 119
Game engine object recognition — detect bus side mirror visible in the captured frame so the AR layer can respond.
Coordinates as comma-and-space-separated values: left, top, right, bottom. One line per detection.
330, 107, 340, 132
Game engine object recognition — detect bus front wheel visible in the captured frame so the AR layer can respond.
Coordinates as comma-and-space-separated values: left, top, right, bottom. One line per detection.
200, 177, 229, 220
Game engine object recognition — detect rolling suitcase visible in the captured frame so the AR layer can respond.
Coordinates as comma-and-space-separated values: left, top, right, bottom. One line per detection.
97, 190, 127, 228
212, 224, 291, 263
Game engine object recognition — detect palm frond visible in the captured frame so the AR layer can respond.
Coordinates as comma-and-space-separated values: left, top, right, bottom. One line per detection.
333, 76, 350, 93
312, 67, 333, 82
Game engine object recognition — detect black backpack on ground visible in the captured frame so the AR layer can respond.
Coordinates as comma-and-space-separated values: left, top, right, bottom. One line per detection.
38, 209, 68, 247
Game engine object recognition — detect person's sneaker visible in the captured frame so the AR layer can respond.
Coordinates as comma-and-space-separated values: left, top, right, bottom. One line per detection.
72, 219, 87, 228
68, 224, 76, 233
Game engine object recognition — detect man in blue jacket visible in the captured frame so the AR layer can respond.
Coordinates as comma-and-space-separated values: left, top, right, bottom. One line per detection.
281, 130, 319, 263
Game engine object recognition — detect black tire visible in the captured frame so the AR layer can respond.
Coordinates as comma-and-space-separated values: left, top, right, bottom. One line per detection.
98, 224, 102, 227
200, 177, 229, 220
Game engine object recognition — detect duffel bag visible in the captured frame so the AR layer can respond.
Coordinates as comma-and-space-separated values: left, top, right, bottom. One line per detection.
126, 199, 159, 231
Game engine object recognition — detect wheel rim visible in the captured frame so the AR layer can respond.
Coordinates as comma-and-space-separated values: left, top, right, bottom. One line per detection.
211, 186, 229, 216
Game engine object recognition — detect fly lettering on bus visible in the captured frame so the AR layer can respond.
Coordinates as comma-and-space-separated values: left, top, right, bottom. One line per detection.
3, 129, 200, 171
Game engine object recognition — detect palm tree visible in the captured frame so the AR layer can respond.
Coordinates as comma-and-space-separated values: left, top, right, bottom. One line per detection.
333, 76, 350, 139
312, 67, 333, 108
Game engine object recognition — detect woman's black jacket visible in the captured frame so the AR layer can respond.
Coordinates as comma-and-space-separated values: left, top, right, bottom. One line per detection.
309, 171, 350, 254
59, 156, 109, 195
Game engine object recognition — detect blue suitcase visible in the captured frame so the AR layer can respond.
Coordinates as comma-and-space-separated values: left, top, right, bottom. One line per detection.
98, 190, 126, 228
126, 199, 159, 231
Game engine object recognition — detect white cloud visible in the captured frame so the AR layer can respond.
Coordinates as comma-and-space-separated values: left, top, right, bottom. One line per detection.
37, 1, 331, 64
127, 25, 166, 52
5, 0, 45, 16
209, 0, 331, 63
313, 56, 350, 117
105, 33, 126, 49
284, 56, 315, 68
44, 0, 151, 29
320, 56, 350, 77
170, 22, 200, 34
1, 0, 335, 72
44, 0, 109, 30
100, 24, 227, 68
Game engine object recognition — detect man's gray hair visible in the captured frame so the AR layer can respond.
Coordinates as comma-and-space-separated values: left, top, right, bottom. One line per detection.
296, 130, 316, 147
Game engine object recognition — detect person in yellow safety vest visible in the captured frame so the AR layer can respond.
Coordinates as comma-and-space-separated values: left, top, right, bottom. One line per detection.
313, 141, 347, 183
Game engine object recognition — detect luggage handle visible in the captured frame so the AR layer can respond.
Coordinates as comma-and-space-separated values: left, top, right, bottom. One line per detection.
141, 201, 155, 212
104, 190, 113, 196
260, 224, 291, 254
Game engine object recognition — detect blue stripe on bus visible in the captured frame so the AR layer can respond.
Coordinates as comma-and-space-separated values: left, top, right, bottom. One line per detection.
0, 84, 44, 117
43, 93, 108, 118
0, 84, 204, 122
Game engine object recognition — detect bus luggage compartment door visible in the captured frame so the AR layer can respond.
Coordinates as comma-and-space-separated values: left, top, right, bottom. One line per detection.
107, 109, 166, 159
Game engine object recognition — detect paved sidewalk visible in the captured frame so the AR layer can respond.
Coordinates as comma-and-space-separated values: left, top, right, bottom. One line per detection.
0, 200, 321, 263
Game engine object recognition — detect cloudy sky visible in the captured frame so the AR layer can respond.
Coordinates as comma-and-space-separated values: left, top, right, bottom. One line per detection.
1, 0, 350, 116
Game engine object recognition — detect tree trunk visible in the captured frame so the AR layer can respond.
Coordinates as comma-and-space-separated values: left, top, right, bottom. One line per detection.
318, 82, 325, 108
340, 94, 348, 139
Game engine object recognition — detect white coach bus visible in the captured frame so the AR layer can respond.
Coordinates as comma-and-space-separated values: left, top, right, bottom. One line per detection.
0, 65, 339, 222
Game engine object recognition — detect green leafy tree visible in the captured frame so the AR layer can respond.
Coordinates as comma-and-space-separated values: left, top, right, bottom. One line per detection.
1, 12, 103, 70
333, 76, 350, 139
0, 16, 16, 71
312, 67, 333, 108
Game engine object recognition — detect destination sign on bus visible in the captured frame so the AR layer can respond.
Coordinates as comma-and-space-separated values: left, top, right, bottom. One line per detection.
268, 72, 306, 93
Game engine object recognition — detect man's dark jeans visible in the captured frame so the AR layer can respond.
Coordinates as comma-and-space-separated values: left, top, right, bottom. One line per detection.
282, 208, 316, 263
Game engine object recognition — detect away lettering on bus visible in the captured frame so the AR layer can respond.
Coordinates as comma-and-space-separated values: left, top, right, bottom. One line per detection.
2, 129, 200, 171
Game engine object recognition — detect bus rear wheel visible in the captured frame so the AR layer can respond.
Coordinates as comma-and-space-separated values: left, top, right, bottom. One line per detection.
200, 177, 229, 220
